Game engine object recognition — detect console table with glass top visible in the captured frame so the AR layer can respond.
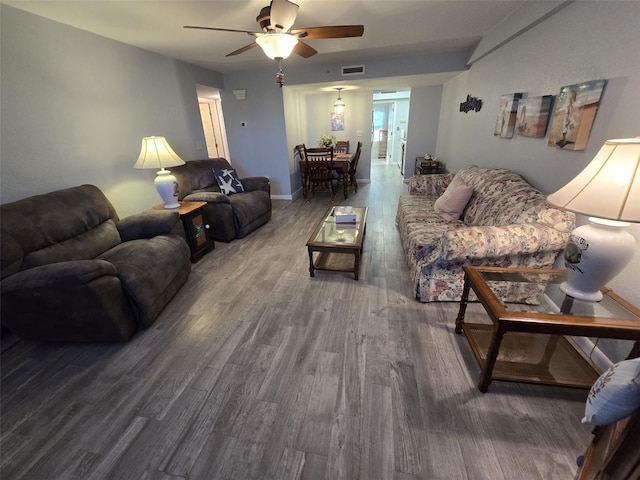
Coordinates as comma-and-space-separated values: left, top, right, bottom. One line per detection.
455, 266, 640, 393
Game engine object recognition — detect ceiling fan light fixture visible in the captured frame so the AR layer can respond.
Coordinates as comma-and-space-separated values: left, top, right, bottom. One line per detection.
256, 32, 298, 60
334, 88, 345, 114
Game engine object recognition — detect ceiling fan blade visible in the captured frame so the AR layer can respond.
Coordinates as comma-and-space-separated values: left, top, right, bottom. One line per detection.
291, 25, 364, 40
184, 25, 258, 35
293, 41, 317, 58
269, 0, 299, 32
226, 42, 259, 57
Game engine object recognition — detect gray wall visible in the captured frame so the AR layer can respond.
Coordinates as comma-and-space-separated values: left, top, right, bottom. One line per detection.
406, 85, 443, 177
1, 5, 223, 216
218, 69, 291, 197
436, 0, 640, 305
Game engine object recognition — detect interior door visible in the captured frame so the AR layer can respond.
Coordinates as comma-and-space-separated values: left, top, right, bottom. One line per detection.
199, 98, 230, 160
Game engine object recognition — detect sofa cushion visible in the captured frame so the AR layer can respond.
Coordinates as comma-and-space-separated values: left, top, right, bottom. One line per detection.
0, 185, 121, 276
434, 174, 474, 222
229, 191, 271, 230
213, 167, 245, 195
457, 166, 546, 226
98, 234, 191, 329
172, 158, 232, 200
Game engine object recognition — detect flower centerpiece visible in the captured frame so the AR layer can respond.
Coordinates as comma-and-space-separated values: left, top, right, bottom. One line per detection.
318, 134, 336, 148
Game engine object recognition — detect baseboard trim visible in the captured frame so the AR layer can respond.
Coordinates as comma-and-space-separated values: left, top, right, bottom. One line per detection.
274, 181, 372, 202
570, 336, 612, 372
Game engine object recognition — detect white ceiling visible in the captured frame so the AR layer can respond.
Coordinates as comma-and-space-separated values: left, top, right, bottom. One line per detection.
3, 0, 526, 73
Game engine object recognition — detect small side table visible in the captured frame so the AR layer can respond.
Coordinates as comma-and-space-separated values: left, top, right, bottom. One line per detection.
455, 266, 640, 392
153, 201, 214, 263
415, 157, 441, 175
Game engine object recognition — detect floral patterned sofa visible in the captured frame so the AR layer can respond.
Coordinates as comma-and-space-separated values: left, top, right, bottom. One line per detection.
396, 165, 576, 302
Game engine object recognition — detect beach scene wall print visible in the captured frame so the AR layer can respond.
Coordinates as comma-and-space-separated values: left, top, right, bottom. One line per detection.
515, 95, 554, 138
547, 79, 606, 150
494, 93, 523, 139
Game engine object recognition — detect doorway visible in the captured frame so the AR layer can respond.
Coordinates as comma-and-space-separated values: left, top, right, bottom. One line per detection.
372, 101, 393, 164
371, 91, 411, 176
196, 85, 230, 160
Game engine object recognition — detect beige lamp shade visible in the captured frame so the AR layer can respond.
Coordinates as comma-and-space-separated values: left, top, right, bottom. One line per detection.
547, 137, 640, 222
255, 32, 298, 60
134, 136, 185, 170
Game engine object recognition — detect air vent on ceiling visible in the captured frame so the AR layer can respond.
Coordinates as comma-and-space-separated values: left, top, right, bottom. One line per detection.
341, 65, 365, 76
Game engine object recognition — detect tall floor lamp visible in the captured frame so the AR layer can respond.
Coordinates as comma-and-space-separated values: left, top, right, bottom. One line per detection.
547, 137, 640, 301
134, 136, 185, 209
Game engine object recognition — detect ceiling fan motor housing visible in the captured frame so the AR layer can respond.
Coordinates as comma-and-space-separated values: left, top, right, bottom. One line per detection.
257, 6, 273, 31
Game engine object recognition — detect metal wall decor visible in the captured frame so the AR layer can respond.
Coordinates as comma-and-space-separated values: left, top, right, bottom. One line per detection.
460, 94, 483, 113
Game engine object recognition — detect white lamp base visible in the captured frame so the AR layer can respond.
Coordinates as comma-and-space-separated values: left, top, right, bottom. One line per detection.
154, 168, 180, 209
561, 217, 635, 302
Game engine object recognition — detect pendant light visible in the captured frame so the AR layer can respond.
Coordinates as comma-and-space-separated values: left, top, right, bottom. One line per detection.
334, 88, 345, 114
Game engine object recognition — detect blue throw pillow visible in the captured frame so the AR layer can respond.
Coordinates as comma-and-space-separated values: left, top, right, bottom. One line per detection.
212, 167, 244, 195
582, 357, 640, 426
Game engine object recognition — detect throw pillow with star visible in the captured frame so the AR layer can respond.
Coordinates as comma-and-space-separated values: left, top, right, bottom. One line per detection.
212, 167, 245, 195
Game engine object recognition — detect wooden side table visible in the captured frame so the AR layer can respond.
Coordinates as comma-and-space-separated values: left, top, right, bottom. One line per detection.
575, 409, 640, 479
415, 157, 441, 175
152, 201, 214, 263
455, 266, 640, 392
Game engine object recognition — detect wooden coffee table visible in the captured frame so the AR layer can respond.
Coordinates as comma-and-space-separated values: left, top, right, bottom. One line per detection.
306, 206, 367, 280
456, 266, 640, 392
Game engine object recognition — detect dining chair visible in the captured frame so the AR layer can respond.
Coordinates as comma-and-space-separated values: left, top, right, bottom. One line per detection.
347, 141, 363, 193
295, 144, 308, 197
303, 146, 335, 200
334, 140, 350, 154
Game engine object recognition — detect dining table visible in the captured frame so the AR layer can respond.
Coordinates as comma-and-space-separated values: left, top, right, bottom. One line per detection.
299, 152, 354, 199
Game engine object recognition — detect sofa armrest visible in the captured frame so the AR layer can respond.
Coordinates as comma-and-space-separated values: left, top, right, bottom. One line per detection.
183, 191, 230, 204
408, 173, 454, 196
1, 260, 117, 293
241, 176, 271, 194
438, 223, 569, 262
117, 211, 180, 242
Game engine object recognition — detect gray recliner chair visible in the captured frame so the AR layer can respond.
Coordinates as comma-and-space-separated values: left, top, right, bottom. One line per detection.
172, 158, 271, 242
0, 184, 191, 342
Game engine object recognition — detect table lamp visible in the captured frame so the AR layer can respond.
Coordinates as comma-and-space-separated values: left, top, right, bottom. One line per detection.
134, 136, 185, 209
547, 137, 640, 301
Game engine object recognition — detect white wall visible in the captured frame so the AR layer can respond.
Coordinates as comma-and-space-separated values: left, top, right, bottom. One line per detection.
436, 0, 640, 305
1, 5, 223, 216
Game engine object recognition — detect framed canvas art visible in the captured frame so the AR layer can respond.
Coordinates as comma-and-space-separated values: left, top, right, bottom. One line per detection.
515, 95, 554, 138
331, 113, 344, 131
547, 79, 606, 150
494, 93, 523, 139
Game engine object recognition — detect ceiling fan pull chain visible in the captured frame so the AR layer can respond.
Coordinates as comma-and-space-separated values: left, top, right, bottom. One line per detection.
276, 60, 285, 87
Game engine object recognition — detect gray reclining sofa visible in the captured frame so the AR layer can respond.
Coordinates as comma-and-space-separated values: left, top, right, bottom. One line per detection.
172, 158, 271, 242
0, 184, 191, 342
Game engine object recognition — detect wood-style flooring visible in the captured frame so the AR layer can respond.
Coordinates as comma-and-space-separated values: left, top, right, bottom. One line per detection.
1, 160, 593, 479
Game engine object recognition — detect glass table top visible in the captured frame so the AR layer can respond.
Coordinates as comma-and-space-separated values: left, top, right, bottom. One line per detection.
473, 268, 640, 322
310, 206, 367, 247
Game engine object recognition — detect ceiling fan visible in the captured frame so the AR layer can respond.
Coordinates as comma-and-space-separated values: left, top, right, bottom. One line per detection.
184, 0, 364, 84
